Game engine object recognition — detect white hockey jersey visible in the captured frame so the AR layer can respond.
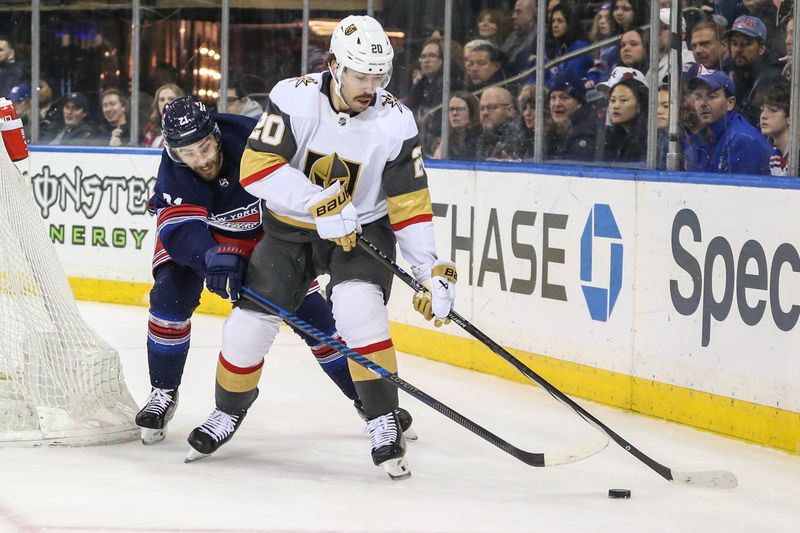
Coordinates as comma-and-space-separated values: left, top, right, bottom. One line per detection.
240, 71, 437, 270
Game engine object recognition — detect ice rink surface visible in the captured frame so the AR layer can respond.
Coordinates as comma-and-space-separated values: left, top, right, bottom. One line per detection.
1, 302, 798, 533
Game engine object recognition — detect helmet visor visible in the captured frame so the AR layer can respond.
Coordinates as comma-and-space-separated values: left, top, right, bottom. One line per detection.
166, 132, 220, 167
340, 65, 392, 93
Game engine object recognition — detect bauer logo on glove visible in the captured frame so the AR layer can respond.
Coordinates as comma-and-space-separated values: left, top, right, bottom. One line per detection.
412, 259, 457, 327
306, 181, 361, 252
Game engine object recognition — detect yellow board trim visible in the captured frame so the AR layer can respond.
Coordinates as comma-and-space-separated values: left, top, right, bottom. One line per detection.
67, 277, 800, 455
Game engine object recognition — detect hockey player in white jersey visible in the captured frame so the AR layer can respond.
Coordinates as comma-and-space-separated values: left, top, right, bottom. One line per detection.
186, 15, 456, 480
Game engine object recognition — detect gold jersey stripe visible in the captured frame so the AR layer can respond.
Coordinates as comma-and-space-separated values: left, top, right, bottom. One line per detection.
348, 346, 398, 381
216, 360, 263, 393
386, 188, 433, 226
268, 210, 317, 230
240, 148, 287, 185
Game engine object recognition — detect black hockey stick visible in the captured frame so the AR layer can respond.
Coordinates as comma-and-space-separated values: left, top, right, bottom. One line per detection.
240, 286, 608, 468
356, 235, 738, 489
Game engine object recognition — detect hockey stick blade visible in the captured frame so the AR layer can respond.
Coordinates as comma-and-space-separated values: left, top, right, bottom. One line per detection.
356, 235, 738, 489
240, 287, 608, 468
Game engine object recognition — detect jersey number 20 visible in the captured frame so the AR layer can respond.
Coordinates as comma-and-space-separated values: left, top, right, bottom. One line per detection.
249, 114, 286, 146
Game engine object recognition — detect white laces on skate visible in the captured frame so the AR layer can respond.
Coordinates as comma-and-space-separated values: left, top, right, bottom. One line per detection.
140, 388, 175, 416
364, 413, 398, 449
198, 409, 239, 442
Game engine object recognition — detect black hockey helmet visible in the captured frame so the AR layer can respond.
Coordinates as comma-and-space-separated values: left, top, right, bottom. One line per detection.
162, 95, 220, 163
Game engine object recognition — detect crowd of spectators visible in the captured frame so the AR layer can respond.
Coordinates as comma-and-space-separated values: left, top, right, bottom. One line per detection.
402, 0, 796, 176
2, 1, 798, 177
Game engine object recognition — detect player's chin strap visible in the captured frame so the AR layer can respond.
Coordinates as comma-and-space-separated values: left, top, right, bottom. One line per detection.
355, 235, 739, 489
328, 64, 347, 109
240, 285, 608, 469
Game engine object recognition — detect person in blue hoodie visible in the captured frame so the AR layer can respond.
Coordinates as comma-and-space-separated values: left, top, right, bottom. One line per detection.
685, 69, 771, 175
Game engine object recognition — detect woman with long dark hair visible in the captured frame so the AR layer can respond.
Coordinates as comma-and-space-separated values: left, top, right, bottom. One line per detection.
603, 77, 649, 163
609, 0, 649, 35
529, 4, 592, 85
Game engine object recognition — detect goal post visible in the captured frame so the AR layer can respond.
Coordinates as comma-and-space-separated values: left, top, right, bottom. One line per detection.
0, 141, 140, 446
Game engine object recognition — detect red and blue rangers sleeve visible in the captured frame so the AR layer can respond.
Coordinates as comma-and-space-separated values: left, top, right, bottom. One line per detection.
152, 155, 217, 274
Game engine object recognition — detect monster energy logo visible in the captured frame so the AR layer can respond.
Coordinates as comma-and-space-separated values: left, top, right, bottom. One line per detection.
30, 165, 155, 219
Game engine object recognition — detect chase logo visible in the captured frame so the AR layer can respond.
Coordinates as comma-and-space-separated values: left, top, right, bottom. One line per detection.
580, 204, 623, 322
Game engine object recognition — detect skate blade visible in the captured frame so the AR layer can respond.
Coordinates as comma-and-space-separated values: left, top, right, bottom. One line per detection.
381, 457, 411, 481
184, 447, 211, 463
140, 427, 166, 445
402, 426, 419, 441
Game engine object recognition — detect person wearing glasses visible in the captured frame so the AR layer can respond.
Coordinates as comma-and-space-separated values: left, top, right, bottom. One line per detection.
431, 91, 481, 161
405, 36, 464, 156
476, 86, 524, 161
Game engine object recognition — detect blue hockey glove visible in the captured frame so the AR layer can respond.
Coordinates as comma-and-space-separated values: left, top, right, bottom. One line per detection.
204, 244, 247, 301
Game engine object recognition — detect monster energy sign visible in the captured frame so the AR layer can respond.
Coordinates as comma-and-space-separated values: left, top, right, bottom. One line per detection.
30, 164, 156, 250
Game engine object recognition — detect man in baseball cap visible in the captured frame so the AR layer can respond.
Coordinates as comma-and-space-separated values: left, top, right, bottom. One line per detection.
685, 69, 771, 175
725, 15, 785, 127
48, 91, 95, 146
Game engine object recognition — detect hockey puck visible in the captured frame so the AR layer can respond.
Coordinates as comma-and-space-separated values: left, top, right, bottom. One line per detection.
608, 489, 631, 499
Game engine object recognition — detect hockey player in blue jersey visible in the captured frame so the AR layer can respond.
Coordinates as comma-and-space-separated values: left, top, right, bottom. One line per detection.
135, 96, 414, 444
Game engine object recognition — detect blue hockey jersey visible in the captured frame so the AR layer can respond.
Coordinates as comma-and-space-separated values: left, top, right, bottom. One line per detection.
150, 113, 263, 274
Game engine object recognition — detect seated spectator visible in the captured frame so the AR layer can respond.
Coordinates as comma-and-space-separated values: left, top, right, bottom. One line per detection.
476, 87, 524, 161
308, 48, 327, 73
744, 0, 783, 55
725, 15, 786, 127
615, 29, 650, 76
545, 70, 599, 161
48, 92, 95, 146
37, 78, 63, 141
464, 42, 506, 92
536, 4, 592, 86
97, 88, 130, 147
586, 3, 618, 88
0, 35, 26, 99
501, 0, 537, 76
657, 83, 670, 168
657, 8, 694, 83
780, 13, 792, 80
6, 83, 31, 139
611, 0, 649, 35
432, 91, 482, 160
518, 84, 536, 159
406, 36, 464, 156
685, 70, 771, 175
142, 83, 184, 148
755, 82, 791, 176
474, 9, 512, 48
224, 77, 264, 118
603, 77, 649, 163
690, 21, 731, 72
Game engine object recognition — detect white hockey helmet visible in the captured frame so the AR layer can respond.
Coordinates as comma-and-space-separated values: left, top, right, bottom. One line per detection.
329, 15, 394, 89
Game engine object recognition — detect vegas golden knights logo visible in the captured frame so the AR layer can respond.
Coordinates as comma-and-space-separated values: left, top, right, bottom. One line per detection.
303, 151, 362, 198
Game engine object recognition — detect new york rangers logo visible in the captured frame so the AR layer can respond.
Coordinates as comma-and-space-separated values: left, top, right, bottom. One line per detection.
207, 199, 262, 231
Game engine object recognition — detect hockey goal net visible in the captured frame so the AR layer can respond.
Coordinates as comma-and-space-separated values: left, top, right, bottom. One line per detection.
0, 142, 139, 446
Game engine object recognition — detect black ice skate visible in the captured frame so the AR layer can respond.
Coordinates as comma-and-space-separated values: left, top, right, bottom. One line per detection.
135, 387, 179, 445
354, 399, 418, 441
185, 408, 248, 463
365, 411, 410, 481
